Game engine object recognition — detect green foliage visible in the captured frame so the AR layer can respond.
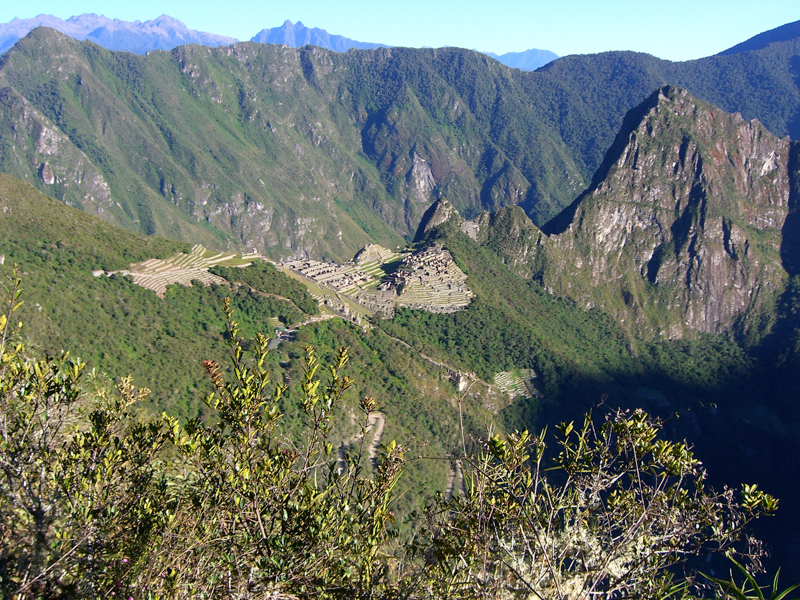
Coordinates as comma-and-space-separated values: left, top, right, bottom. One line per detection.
0, 173, 188, 271
0, 278, 407, 598
379, 229, 755, 406
0, 268, 171, 599
134, 299, 405, 598
0, 180, 478, 522
4, 174, 800, 578
0, 176, 310, 416
285, 317, 484, 518
379, 229, 633, 390
0, 276, 791, 598
705, 557, 800, 600
211, 261, 320, 315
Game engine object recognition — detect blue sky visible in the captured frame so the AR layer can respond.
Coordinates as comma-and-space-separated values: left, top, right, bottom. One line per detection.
1, 0, 798, 61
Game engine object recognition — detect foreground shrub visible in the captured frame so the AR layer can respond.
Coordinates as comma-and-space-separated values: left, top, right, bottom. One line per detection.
406, 412, 777, 599
0, 270, 170, 599
134, 298, 404, 598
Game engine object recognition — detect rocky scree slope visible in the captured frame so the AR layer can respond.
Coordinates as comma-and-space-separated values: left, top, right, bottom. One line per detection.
435, 87, 796, 341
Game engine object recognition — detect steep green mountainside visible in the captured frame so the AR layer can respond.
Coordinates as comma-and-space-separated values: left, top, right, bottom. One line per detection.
3, 27, 800, 257
3, 26, 800, 573
515, 34, 800, 186
389, 86, 800, 572
0, 172, 509, 512
0, 31, 407, 260
3, 161, 800, 572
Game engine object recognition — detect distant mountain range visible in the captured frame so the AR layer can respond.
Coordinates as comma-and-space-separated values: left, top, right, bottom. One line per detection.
251, 20, 386, 52
482, 48, 559, 71
0, 14, 557, 70
252, 21, 559, 70
0, 14, 237, 55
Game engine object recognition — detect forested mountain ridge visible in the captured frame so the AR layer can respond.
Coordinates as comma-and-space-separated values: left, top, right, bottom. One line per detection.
718, 18, 800, 56
3, 25, 800, 261
0, 28, 582, 258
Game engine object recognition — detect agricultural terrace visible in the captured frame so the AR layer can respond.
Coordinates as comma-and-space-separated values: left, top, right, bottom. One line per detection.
493, 369, 539, 399
96, 245, 260, 297
385, 246, 474, 313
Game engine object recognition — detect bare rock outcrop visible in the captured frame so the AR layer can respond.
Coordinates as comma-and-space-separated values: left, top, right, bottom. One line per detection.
454, 86, 793, 340
544, 86, 789, 338
0, 87, 115, 219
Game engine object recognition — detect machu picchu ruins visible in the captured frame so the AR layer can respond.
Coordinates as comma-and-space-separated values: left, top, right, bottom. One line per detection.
381, 245, 474, 313
100, 239, 474, 324
281, 243, 474, 318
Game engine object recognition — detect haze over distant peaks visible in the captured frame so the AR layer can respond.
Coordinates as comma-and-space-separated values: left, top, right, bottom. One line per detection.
0, 14, 558, 72
482, 48, 559, 71
250, 20, 386, 51
251, 20, 558, 70
0, 13, 238, 55
718, 19, 800, 55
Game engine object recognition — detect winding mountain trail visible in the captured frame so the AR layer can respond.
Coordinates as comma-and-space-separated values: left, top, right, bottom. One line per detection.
235, 283, 338, 329
444, 461, 465, 501
378, 331, 496, 395
239, 284, 307, 314
379, 332, 457, 373
336, 412, 386, 475
296, 313, 337, 327
366, 412, 386, 470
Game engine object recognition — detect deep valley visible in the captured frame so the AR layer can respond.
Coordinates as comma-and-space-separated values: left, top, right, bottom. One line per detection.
2, 18, 800, 595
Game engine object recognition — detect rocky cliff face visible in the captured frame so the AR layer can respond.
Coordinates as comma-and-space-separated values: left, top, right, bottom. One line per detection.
0, 87, 116, 220
429, 86, 794, 340
546, 86, 790, 338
